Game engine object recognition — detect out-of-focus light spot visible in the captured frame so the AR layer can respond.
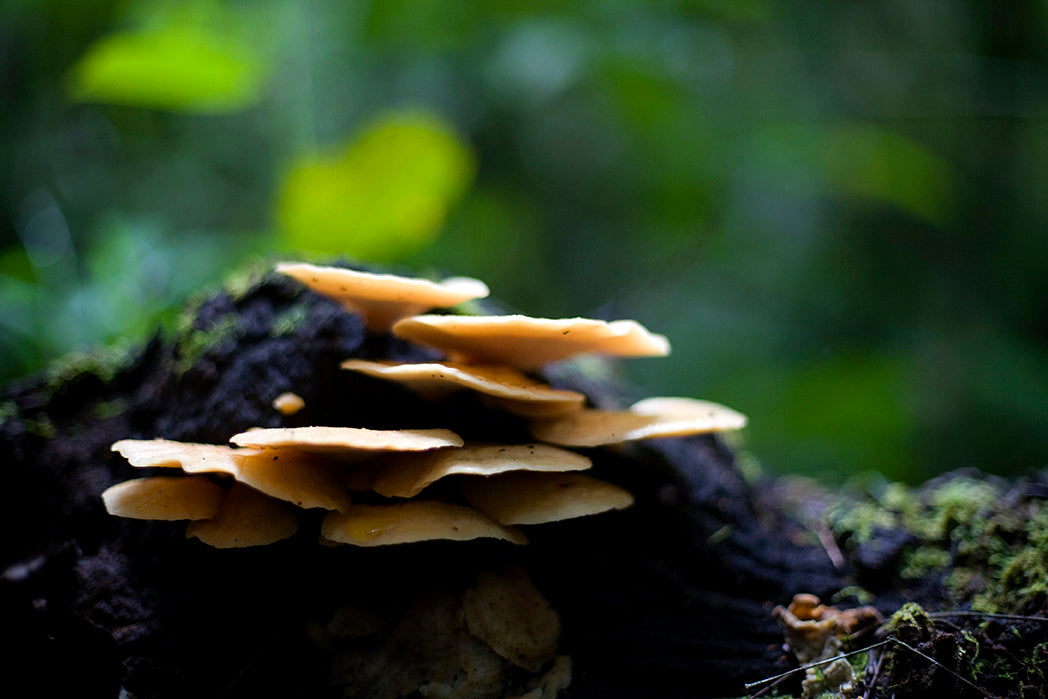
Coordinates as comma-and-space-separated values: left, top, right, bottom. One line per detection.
276, 111, 475, 261
20, 204, 72, 270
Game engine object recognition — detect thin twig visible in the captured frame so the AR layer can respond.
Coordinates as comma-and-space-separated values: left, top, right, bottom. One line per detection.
862, 647, 884, 699
889, 637, 994, 698
744, 640, 892, 690
928, 610, 1048, 625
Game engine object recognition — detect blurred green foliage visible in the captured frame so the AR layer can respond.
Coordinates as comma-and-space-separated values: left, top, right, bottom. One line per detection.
2, 0, 1047, 483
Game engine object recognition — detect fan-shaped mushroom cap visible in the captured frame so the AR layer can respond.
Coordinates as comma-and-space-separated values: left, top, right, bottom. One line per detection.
276, 262, 489, 331
370, 443, 592, 498
229, 426, 464, 458
113, 439, 351, 511
460, 472, 634, 525
113, 439, 251, 472
321, 501, 528, 546
101, 475, 224, 521
528, 397, 748, 447
390, 315, 670, 370
186, 483, 299, 548
341, 360, 586, 417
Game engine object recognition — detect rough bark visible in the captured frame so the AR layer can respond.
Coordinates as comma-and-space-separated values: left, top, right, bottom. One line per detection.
2, 268, 1045, 699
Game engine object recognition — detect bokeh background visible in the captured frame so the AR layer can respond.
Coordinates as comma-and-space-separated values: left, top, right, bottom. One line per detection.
3, 0, 1047, 483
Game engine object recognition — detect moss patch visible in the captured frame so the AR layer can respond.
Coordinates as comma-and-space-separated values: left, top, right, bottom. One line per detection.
828, 472, 1048, 615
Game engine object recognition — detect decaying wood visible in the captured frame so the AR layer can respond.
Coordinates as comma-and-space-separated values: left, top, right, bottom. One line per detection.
2, 268, 1045, 698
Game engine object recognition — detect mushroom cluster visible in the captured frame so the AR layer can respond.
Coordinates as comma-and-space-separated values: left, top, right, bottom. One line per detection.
102, 262, 747, 549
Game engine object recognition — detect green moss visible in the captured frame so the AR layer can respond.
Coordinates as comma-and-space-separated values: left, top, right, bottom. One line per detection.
24, 414, 56, 440
92, 397, 129, 420
0, 400, 18, 424
270, 304, 310, 337
900, 545, 951, 580
829, 473, 1048, 617
42, 341, 138, 390
174, 314, 242, 374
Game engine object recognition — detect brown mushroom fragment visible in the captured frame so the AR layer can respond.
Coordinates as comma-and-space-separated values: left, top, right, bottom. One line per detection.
370, 443, 592, 498
529, 397, 748, 447
101, 475, 224, 521
341, 359, 586, 417
321, 500, 528, 547
114, 438, 351, 511
276, 262, 489, 331
391, 315, 670, 370
229, 426, 464, 458
462, 566, 562, 673
460, 472, 634, 526
186, 483, 299, 548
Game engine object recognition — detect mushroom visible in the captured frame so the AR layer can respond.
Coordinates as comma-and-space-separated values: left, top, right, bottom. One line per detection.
341, 359, 586, 417
272, 391, 306, 415
460, 472, 634, 526
186, 483, 300, 548
320, 500, 528, 547
528, 397, 748, 447
101, 475, 224, 521
276, 262, 489, 331
228, 426, 464, 458
113, 438, 351, 511
462, 566, 562, 673
369, 443, 592, 498
390, 315, 670, 370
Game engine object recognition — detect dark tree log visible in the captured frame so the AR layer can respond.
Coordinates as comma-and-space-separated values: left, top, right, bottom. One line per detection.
2, 268, 1045, 699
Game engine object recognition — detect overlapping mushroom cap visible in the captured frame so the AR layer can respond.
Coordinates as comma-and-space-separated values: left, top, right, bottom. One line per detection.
103, 261, 747, 549
276, 262, 489, 331
391, 314, 670, 370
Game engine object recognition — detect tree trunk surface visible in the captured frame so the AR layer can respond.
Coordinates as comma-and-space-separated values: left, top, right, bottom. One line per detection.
3, 269, 1046, 699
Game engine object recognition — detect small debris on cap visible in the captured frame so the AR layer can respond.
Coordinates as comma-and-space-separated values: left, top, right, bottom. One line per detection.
186, 483, 299, 548
341, 359, 586, 417
390, 315, 671, 370
273, 391, 306, 415
276, 262, 489, 331
321, 500, 528, 546
101, 476, 224, 521
229, 426, 464, 457
460, 472, 634, 526
370, 443, 592, 498
528, 397, 748, 447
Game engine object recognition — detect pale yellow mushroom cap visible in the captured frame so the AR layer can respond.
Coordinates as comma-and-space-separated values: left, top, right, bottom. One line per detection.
228, 426, 464, 457
276, 262, 489, 331
460, 471, 634, 525
320, 500, 528, 546
370, 443, 592, 498
113, 438, 351, 511
341, 359, 586, 416
528, 397, 748, 447
186, 483, 299, 548
101, 475, 224, 521
390, 315, 670, 370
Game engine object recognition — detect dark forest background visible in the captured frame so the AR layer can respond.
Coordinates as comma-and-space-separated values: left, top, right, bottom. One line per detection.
2, 0, 1047, 483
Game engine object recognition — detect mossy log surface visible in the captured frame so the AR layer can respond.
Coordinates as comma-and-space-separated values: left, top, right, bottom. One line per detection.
2, 270, 1046, 699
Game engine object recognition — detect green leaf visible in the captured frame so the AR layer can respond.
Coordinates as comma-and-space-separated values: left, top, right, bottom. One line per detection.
276, 112, 476, 261
67, 25, 266, 113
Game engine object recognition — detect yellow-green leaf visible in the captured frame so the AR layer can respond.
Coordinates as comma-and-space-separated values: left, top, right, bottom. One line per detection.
67, 26, 266, 113
276, 112, 476, 261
